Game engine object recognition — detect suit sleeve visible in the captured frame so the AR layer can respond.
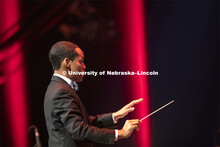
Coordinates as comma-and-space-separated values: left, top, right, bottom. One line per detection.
89, 113, 118, 129
52, 89, 115, 144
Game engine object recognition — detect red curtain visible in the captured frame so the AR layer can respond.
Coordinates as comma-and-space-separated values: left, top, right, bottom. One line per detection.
0, 0, 28, 146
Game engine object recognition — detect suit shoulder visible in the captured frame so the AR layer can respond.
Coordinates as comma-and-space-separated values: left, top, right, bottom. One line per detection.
47, 80, 72, 94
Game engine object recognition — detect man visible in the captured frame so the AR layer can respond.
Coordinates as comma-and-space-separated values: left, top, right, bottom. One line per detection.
44, 41, 142, 147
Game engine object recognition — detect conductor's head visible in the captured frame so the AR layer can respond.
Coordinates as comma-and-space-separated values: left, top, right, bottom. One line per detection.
49, 41, 86, 82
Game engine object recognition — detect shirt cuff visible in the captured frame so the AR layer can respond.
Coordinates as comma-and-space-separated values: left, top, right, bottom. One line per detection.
112, 113, 117, 124
115, 129, 118, 141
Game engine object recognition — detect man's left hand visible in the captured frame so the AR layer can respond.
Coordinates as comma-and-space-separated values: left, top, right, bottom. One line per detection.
113, 98, 143, 122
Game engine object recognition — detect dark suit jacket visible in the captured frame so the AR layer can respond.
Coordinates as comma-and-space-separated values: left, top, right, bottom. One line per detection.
44, 76, 116, 147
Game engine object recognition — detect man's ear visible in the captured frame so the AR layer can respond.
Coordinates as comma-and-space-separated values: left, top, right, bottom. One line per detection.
63, 58, 71, 69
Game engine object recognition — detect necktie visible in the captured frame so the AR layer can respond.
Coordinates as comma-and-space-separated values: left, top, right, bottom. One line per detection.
72, 81, 79, 91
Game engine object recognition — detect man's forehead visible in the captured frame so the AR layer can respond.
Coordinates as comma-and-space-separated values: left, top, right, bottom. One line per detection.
76, 47, 84, 57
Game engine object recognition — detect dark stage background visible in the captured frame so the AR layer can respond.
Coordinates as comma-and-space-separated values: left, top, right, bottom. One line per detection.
0, 0, 219, 147
147, 1, 219, 146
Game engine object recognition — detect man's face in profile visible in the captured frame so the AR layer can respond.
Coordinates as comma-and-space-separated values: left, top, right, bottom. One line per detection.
69, 47, 86, 82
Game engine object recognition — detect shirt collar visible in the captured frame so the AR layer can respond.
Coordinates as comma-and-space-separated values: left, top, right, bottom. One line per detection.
53, 73, 73, 87
53, 73, 79, 91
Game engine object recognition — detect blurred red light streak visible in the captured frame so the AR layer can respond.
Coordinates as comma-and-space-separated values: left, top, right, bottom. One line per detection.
0, 0, 28, 146
116, 0, 150, 146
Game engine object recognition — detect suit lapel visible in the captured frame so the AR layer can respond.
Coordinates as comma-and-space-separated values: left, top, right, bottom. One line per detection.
51, 76, 91, 125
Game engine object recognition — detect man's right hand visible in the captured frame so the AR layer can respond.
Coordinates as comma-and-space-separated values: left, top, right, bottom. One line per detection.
118, 119, 141, 139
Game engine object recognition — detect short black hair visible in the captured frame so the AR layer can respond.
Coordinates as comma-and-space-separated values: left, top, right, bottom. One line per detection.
49, 41, 79, 70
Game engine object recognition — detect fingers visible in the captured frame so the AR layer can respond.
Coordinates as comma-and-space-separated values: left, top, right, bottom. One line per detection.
128, 119, 141, 124
127, 120, 141, 131
131, 124, 139, 131
116, 99, 143, 121
125, 98, 143, 108
121, 119, 141, 138
124, 107, 135, 113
